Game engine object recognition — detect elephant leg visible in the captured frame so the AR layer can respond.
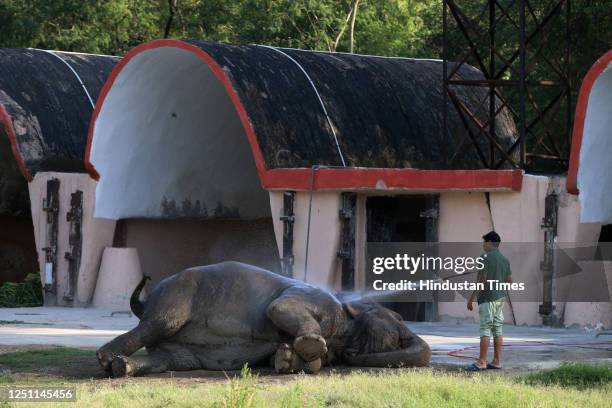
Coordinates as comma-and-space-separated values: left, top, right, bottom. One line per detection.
267, 294, 327, 362
97, 321, 170, 372
111, 344, 206, 377
111, 352, 170, 377
274, 343, 321, 374
99, 272, 196, 372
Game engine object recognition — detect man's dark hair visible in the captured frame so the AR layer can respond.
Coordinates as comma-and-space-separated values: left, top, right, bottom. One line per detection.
482, 231, 501, 247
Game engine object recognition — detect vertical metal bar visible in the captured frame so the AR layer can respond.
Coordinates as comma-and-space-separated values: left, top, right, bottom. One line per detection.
64, 190, 83, 304
338, 193, 357, 290
519, 0, 527, 169
442, 0, 449, 165
539, 193, 558, 326
280, 191, 295, 277
423, 195, 439, 322
42, 178, 60, 306
565, 0, 572, 152
489, 0, 496, 168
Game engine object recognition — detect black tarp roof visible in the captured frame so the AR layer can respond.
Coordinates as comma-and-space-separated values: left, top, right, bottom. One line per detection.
0, 49, 118, 214
184, 41, 518, 171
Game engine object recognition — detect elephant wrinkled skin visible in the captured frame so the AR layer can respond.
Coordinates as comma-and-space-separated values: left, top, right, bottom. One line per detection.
96, 262, 431, 377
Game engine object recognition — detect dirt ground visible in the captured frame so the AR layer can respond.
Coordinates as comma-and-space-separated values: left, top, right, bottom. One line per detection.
1, 309, 610, 385
0, 344, 542, 386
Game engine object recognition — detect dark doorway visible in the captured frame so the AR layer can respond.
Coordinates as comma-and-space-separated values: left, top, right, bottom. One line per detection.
0, 130, 38, 286
366, 195, 438, 322
599, 225, 612, 242
0, 214, 38, 285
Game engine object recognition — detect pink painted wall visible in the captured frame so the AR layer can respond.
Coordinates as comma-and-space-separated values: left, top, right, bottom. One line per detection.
437, 192, 493, 322
269, 191, 342, 289
120, 218, 280, 288
29, 172, 115, 305
435, 175, 608, 328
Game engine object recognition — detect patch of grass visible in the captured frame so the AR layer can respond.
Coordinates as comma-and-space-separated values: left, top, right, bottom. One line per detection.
0, 320, 51, 325
0, 274, 43, 307
218, 364, 258, 408
519, 362, 612, 390
1, 351, 610, 407
0, 347, 93, 370
0, 367, 609, 407
278, 383, 306, 408
0, 320, 28, 325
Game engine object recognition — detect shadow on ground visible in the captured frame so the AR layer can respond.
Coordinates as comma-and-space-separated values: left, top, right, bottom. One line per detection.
0, 345, 543, 386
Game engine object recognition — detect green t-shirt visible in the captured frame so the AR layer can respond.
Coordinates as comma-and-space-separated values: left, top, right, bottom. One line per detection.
477, 248, 511, 304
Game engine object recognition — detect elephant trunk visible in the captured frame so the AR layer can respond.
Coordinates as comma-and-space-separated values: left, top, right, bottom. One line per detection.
344, 336, 431, 367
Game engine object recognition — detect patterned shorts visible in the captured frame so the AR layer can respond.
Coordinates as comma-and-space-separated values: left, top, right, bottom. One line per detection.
478, 299, 504, 337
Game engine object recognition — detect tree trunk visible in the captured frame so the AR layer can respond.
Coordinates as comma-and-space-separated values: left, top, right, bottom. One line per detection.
348, 0, 361, 53
164, 0, 177, 38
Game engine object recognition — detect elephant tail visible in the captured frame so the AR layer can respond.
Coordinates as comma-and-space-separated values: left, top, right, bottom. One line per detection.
130, 275, 151, 319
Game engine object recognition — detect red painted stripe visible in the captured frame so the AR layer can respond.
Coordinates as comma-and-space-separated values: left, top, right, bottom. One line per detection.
0, 105, 33, 182
264, 168, 523, 192
85, 40, 524, 193
567, 50, 612, 195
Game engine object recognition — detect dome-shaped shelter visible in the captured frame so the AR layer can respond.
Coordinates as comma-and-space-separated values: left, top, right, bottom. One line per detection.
0, 48, 118, 296
567, 50, 612, 223
0, 49, 117, 213
87, 39, 520, 221
84, 39, 523, 292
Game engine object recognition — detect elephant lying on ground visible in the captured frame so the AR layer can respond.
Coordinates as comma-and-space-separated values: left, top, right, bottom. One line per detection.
97, 262, 431, 377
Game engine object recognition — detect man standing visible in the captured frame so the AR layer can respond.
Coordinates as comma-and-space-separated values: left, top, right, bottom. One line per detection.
466, 231, 512, 370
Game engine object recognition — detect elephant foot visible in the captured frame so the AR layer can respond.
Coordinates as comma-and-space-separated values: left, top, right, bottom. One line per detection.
274, 343, 322, 374
96, 348, 116, 372
294, 334, 327, 362
302, 358, 322, 374
274, 343, 294, 374
111, 355, 135, 377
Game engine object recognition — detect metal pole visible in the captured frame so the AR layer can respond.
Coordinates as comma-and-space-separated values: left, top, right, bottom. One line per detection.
303, 166, 317, 283
442, 0, 448, 165
566, 0, 572, 153
489, 0, 496, 168
519, 0, 526, 169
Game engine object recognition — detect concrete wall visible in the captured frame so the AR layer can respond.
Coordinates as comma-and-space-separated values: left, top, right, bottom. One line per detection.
433, 175, 607, 328
121, 218, 280, 288
554, 178, 606, 328
269, 191, 342, 289
437, 191, 493, 322
487, 174, 547, 325
562, 261, 612, 329
555, 176, 602, 243
29, 172, 115, 305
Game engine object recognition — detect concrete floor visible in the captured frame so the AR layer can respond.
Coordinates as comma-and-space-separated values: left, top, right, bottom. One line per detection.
0, 307, 137, 348
1, 307, 611, 369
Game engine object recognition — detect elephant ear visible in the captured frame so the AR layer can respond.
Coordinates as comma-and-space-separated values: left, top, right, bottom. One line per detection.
344, 299, 374, 318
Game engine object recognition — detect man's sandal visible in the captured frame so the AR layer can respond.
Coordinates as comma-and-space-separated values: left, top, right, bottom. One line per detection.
486, 363, 502, 369
465, 363, 487, 371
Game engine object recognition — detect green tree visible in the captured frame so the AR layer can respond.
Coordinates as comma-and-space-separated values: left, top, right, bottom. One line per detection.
0, 0, 164, 55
